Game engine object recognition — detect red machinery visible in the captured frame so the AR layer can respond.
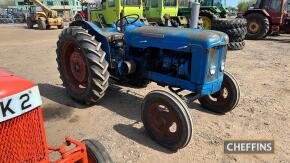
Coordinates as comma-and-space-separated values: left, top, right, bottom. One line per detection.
74, 1, 96, 21
244, 0, 289, 39
0, 70, 112, 162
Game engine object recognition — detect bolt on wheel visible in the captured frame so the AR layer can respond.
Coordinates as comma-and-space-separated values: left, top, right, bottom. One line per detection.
198, 71, 240, 114
141, 90, 193, 151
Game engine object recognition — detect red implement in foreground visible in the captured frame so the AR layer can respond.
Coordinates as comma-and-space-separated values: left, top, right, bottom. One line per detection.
0, 70, 112, 163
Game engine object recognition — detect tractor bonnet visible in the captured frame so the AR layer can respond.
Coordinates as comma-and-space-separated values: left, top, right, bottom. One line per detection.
125, 26, 229, 49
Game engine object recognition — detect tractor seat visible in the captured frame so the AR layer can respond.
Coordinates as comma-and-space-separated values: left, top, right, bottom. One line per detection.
102, 32, 124, 42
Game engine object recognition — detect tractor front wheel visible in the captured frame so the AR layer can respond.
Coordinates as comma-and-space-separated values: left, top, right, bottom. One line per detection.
246, 13, 270, 40
82, 139, 113, 163
56, 26, 109, 104
142, 90, 193, 151
198, 71, 240, 114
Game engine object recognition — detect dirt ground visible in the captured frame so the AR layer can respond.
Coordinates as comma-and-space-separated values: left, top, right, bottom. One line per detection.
0, 24, 289, 163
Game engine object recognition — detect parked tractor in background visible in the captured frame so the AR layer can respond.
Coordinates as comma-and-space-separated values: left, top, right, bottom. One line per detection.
243, 0, 288, 39
143, 0, 189, 27
179, 0, 228, 29
26, 0, 63, 30
0, 70, 112, 163
179, 0, 247, 50
75, 0, 144, 27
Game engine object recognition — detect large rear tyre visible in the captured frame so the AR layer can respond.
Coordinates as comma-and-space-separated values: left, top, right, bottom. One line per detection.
213, 18, 247, 29
75, 13, 85, 21
246, 13, 270, 40
82, 139, 113, 163
228, 41, 245, 50
214, 27, 247, 37
141, 90, 193, 151
26, 17, 33, 29
56, 26, 110, 104
198, 72, 240, 114
37, 19, 46, 30
199, 10, 217, 29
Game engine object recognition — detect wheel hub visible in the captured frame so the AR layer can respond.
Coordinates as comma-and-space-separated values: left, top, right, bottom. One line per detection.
147, 103, 179, 140
249, 21, 260, 33
70, 51, 86, 83
201, 16, 212, 29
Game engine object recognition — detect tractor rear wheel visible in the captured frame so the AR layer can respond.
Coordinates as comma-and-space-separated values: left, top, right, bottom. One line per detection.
37, 19, 46, 30
246, 13, 270, 40
199, 10, 218, 29
56, 26, 109, 104
82, 139, 113, 163
26, 17, 33, 29
198, 72, 240, 114
214, 27, 247, 37
57, 23, 64, 29
142, 90, 193, 151
213, 18, 247, 29
228, 41, 245, 50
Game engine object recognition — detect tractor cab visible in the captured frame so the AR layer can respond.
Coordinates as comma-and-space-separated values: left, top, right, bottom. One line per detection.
89, 0, 144, 27
251, 0, 288, 24
143, 0, 179, 26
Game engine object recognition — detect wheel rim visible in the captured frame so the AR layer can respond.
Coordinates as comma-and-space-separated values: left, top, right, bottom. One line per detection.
248, 21, 260, 34
146, 102, 181, 142
62, 41, 88, 93
201, 16, 212, 29
205, 81, 231, 107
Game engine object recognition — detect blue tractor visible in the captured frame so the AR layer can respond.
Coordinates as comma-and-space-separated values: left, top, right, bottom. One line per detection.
56, 14, 240, 151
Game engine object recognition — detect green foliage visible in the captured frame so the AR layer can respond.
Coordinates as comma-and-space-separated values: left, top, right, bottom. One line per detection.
237, 0, 256, 11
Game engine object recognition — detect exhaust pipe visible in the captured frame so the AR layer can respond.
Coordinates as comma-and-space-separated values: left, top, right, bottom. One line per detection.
190, 0, 201, 29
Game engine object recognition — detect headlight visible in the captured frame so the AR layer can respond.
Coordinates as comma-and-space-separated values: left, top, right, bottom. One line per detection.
207, 47, 219, 77
220, 46, 227, 72
221, 61, 225, 72
210, 65, 217, 75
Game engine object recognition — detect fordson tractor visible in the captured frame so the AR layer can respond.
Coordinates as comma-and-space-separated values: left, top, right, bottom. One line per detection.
0, 70, 112, 162
56, 7, 240, 150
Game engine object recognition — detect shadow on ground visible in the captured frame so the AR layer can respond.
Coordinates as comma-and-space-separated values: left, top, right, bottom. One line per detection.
113, 123, 175, 154
38, 83, 220, 151
265, 38, 290, 43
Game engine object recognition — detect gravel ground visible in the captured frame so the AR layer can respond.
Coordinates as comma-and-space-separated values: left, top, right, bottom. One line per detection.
0, 24, 289, 163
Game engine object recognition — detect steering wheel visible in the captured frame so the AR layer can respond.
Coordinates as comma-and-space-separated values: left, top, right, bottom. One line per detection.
115, 14, 140, 32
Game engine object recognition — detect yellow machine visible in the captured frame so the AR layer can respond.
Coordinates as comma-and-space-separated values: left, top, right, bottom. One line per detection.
26, 0, 64, 30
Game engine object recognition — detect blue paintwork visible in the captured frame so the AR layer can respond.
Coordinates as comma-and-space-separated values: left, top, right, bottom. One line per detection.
76, 20, 229, 95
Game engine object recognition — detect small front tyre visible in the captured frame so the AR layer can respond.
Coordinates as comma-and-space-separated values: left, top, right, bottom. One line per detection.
198, 71, 240, 114
82, 139, 113, 163
141, 90, 193, 151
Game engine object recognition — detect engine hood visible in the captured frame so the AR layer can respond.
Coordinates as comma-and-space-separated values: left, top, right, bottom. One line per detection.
125, 26, 229, 50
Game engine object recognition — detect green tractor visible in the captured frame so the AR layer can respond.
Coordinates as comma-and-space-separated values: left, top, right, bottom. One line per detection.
75, 0, 144, 27
178, 0, 247, 50
143, 0, 189, 27
179, 0, 228, 29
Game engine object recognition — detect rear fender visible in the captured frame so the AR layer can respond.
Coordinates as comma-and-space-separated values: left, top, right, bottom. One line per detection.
69, 21, 111, 56
244, 9, 270, 18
